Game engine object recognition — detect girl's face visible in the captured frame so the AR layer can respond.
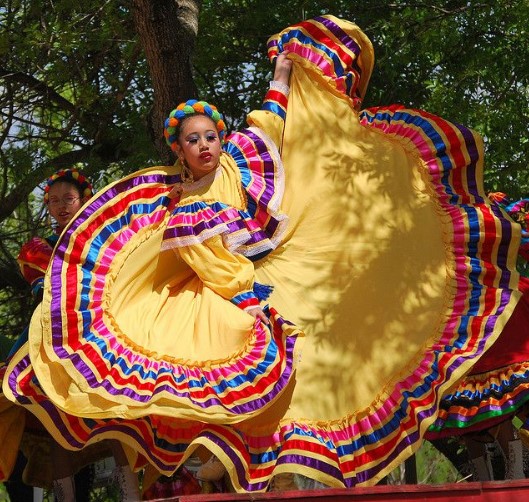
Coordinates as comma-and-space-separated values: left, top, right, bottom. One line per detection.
176, 115, 221, 180
47, 181, 85, 231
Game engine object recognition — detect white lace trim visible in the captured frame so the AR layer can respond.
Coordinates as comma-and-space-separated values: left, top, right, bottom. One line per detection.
160, 223, 231, 251
180, 164, 223, 194
269, 80, 290, 96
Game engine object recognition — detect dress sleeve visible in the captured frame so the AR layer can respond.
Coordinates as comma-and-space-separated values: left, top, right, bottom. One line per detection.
246, 82, 289, 149
177, 234, 260, 310
17, 237, 53, 297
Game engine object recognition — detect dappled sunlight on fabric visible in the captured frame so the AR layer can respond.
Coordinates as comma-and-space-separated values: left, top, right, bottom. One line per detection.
255, 68, 447, 420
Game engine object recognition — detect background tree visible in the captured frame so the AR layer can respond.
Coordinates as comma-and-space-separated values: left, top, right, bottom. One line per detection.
1, 0, 528, 347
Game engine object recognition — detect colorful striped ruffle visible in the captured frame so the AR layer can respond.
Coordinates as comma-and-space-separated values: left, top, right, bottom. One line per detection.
162, 127, 288, 261
2, 310, 302, 483
492, 195, 529, 262
508, 200, 529, 262
267, 15, 374, 109
427, 279, 529, 437
427, 361, 529, 438
2, 169, 302, 421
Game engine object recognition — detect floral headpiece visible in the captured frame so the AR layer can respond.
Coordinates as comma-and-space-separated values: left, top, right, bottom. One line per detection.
163, 99, 227, 152
43, 168, 93, 203
489, 191, 529, 258
488, 192, 509, 205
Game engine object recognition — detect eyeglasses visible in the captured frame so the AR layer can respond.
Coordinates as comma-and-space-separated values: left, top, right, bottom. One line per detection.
47, 196, 80, 207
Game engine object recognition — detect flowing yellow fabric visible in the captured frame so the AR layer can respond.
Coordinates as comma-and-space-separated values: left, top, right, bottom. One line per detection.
254, 65, 449, 419
1, 16, 523, 491
24, 161, 301, 422
0, 392, 25, 479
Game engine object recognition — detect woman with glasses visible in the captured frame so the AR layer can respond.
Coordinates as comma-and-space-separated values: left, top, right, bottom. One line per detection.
3, 168, 140, 501
17, 169, 93, 302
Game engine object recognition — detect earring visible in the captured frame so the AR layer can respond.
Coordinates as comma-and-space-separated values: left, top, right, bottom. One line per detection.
178, 157, 194, 184
45, 209, 56, 231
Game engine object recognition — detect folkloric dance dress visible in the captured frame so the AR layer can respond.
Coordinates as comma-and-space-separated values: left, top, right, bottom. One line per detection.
427, 194, 529, 440
0, 234, 60, 485
2, 15, 529, 491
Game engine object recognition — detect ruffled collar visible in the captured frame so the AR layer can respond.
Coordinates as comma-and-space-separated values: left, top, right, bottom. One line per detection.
181, 164, 222, 194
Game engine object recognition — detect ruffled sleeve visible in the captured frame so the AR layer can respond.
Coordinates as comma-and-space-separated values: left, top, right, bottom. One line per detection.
246, 84, 289, 148
178, 234, 260, 310
17, 237, 54, 297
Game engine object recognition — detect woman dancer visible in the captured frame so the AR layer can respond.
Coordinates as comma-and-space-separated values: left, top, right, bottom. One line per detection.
2, 16, 526, 493
1, 169, 139, 501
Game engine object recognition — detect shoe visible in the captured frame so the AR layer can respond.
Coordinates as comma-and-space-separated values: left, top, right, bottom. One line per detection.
196, 456, 226, 481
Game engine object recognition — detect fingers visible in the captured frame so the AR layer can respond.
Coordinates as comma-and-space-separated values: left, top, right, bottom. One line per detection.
247, 306, 270, 325
168, 183, 183, 199
258, 310, 269, 324
276, 51, 292, 69
273, 54, 292, 84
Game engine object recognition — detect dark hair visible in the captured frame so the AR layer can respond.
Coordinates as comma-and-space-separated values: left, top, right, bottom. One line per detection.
43, 169, 93, 202
163, 99, 227, 152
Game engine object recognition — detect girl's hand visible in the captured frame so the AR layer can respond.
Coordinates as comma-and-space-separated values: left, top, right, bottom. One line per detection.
247, 306, 270, 325
273, 51, 292, 85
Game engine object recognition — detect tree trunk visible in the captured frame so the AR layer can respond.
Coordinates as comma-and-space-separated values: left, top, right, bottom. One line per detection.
131, 0, 201, 164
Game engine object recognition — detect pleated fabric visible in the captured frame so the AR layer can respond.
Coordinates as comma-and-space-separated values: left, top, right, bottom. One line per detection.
1, 15, 526, 490
427, 192, 529, 438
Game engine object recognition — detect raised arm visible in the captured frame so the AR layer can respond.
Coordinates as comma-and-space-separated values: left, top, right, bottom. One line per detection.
246, 52, 292, 149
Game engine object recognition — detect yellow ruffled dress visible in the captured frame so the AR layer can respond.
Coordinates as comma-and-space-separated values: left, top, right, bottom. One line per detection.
2, 15, 524, 491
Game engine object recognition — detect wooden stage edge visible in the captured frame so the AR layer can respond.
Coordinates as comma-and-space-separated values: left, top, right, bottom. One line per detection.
166, 479, 529, 502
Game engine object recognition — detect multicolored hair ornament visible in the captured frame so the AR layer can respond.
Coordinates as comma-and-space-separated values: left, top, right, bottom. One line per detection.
489, 192, 529, 230
489, 192, 529, 263
164, 99, 227, 152
43, 168, 93, 203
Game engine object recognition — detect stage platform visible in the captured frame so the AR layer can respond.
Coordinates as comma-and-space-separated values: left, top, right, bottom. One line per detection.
169, 479, 529, 502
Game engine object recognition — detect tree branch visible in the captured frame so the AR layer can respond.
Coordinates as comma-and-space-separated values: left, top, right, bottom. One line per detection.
0, 67, 76, 114
0, 147, 92, 222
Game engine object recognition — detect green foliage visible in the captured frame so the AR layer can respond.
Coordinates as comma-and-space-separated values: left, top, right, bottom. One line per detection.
417, 441, 460, 484
1, 0, 157, 189
196, 0, 529, 197
0, 483, 8, 501
0, 0, 156, 334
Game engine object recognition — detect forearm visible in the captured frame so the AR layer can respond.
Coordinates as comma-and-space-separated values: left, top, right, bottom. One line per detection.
178, 235, 260, 309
